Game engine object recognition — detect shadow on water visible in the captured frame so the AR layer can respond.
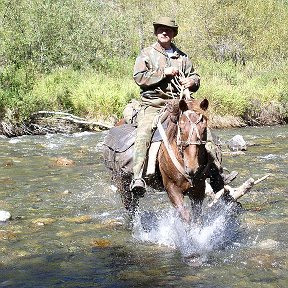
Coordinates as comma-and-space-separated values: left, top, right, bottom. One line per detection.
2, 248, 175, 287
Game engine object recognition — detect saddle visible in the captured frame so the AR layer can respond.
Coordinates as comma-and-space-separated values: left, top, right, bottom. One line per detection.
103, 123, 164, 175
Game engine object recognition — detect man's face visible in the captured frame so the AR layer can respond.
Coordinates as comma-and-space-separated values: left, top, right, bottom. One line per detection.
156, 26, 175, 47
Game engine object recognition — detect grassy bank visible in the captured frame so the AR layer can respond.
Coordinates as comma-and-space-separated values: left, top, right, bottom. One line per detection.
1, 57, 288, 129
0, 0, 288, 133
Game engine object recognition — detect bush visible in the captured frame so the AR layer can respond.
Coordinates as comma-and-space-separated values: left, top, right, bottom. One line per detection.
0, 0, 287, 125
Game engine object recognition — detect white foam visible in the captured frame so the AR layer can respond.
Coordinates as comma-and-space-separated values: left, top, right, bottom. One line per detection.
132, 202, 241, 259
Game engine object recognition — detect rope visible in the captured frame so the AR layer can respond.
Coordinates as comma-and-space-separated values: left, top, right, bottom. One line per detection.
157, 120, 192, 184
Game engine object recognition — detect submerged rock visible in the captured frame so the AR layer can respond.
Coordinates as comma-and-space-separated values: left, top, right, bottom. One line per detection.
0, 230, 17, 240
31, 218, 56, 226
52, 157, 75, 167
258, 239, 279, 249
65, 215, 93, 224
91, 238, 112, 248
3, 160, 14, 167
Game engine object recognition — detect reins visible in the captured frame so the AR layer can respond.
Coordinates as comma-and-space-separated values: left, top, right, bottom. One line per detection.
157, 120, 192, 183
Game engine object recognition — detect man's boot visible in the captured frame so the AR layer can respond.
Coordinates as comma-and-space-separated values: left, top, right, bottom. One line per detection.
209, 164, 238, 193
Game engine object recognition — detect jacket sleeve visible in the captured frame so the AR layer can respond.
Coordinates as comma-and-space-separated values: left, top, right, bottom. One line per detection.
184, 56, 200, 92
133, 49, 166, 88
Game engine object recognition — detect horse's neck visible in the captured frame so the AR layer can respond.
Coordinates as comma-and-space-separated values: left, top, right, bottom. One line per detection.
165, 120, 178, 143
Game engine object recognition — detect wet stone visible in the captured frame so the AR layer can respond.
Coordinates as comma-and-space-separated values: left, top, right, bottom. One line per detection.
248, 252, 279, 268
227, 135, 247, 151
91, 238, 112, 248
65, 215, 93, 224
52, 157, 75, 167
0, 230, 17, 241
3, 160, 14, 167
31, 218, 56, 226
258, 239, 279, 250
0, 211, 11, 222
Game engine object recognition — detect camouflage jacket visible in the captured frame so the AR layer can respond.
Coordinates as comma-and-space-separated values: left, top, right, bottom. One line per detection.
133, 42, 200, 107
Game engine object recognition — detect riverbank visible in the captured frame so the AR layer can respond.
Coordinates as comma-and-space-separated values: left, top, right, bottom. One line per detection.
1, 104, 287, 138
1, 57, 287, 138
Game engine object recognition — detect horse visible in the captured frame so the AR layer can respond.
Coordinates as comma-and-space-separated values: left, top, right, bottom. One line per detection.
103, 98, 209, 222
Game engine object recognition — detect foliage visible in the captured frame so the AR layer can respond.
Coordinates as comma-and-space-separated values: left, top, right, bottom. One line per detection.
24, 68, 138, 120
0, 0, 287, 123
197, 58, 288, 117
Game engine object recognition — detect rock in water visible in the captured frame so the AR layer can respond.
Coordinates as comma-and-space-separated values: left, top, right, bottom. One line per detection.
227, 135, 247, 151
258, 239, 279, 249
0, 211, 11, 222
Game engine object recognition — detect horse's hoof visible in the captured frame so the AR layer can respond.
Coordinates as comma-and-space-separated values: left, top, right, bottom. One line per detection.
132, 187, 146, 197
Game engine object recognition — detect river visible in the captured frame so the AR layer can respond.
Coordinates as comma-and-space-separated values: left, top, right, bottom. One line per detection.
0, 125, 287, 287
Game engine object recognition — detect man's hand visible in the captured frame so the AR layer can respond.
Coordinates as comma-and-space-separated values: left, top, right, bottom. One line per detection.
179, 77, 196, 89
164, 67, 179, 76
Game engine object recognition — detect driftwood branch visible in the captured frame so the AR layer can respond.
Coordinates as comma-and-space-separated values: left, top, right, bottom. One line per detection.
31, 111, 113, 130
206, 174, 271, 207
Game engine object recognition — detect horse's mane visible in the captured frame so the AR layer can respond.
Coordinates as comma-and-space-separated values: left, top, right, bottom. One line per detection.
165, 99, 208, 142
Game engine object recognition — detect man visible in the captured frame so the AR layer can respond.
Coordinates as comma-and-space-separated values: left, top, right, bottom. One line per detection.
130, 16, 236, 195
130, 16, 200, 195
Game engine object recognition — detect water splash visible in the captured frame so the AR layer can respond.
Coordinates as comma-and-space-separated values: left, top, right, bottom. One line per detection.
132, 200, 242, 264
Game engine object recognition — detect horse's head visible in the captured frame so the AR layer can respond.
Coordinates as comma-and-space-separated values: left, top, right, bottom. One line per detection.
176, 98, 209, 179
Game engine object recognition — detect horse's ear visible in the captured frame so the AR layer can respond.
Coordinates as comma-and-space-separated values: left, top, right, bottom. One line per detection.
200, 99, 209, 111
179, 99, 188, 112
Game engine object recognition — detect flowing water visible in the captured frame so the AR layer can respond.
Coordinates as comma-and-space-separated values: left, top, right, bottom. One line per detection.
0, 126, 287, 287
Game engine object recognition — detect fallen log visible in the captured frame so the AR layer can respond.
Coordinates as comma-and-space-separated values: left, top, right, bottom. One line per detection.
206, 174, 271, 207
30, 111, 113, 131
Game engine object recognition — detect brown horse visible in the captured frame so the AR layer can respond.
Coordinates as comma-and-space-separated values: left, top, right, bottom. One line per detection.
103, 98, 209, 222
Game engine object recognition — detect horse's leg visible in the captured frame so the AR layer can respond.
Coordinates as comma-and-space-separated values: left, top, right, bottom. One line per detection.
189, 198, 203, 225
188, 181, 206, 224
163, 179, 191, 222
113, 173, 139, 220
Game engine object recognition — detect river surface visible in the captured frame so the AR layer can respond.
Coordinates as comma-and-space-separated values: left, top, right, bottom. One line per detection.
0, 125, 287, 287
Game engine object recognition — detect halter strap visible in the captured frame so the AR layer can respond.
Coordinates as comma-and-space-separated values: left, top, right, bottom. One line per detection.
177, 111, 207, 147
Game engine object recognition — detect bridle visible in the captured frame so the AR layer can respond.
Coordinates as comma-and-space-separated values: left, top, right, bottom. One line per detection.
176, 110, 207, 154
157, 107, 208, 186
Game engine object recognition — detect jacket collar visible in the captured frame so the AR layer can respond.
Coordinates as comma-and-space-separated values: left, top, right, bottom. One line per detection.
152, 42, 180, 58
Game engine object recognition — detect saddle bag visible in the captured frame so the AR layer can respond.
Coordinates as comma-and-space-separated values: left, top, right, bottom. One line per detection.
103, 124, 136, 173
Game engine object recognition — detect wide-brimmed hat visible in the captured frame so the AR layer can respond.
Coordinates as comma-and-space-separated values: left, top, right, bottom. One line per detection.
153, 16, 178, 36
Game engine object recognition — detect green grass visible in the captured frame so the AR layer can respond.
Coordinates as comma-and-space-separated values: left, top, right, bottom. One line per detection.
196, 59, 288, 118
1, 57, 287, 124
1, 0, 287, 125
21, 68, 139, 121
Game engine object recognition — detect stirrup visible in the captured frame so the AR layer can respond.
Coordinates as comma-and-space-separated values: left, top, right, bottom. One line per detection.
130, 178, 146, 197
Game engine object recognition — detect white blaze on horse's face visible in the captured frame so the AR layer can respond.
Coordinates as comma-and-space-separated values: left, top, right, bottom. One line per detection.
177, 106, 207, 177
